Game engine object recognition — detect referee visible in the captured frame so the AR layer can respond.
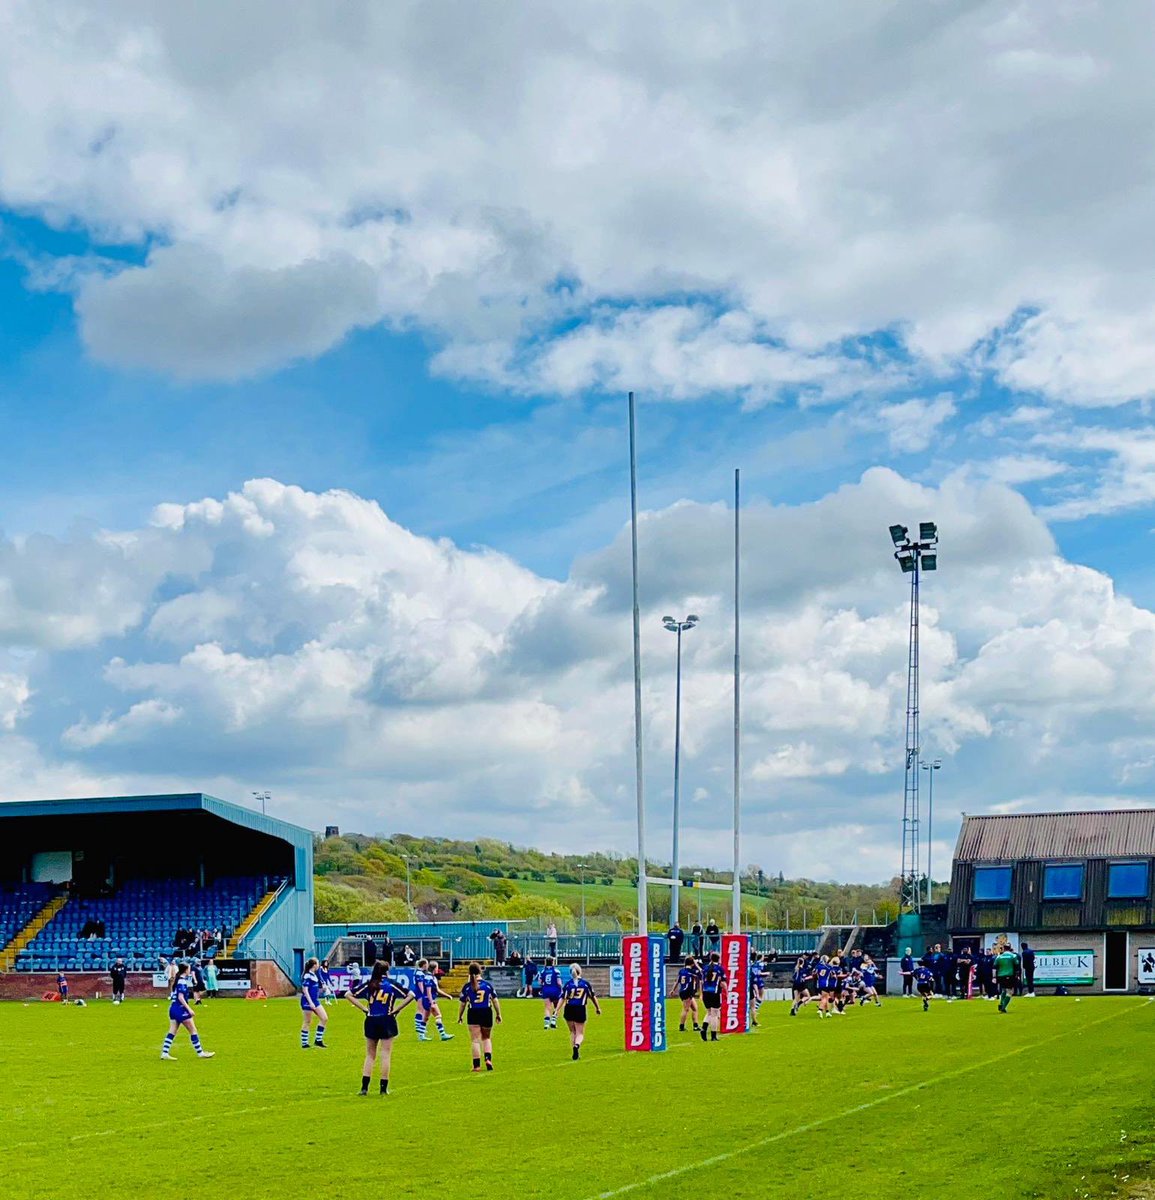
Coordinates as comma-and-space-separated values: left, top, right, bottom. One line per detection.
110, 957, 127, 1005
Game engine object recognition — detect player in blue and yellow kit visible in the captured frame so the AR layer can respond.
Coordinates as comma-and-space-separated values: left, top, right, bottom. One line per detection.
560, 964, 601, 1060
677, 955, 702, 1032
914, 963, 936, 1012
300, 957, 328, 1049
414, 959, 454, 1042
699, 952, 727, 1042
539, 957, 563, 1029
749, 953, 766, 1027
345, 960, 414, 1095
814, 955, 837, 1018
160, 962, 215, 1060
458, 961, 502, 1072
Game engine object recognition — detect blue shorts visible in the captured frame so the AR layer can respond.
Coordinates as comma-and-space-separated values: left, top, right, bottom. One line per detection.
542, 988, 561, 1002
168, 1005, 191, 1022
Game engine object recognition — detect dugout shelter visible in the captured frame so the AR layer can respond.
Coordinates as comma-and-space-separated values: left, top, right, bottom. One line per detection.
0, 793, 313, 999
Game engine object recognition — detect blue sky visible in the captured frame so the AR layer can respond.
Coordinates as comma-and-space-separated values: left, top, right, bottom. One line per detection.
2, 2, 1155, 881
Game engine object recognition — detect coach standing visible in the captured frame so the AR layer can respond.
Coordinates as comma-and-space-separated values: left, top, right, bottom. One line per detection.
1021, 942, 1036, 995
110, 957, 128, 1004
899, 948, 915, 996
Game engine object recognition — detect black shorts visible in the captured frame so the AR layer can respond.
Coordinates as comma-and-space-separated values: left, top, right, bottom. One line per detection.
364, 1015, 398, 1042
917, 983, 933, 996
679, 989, 696, 1001
792, 983, 808, 996
702, 993, 721, 1010
467, 1008, 494, 1029
563, 1003, 588, 1023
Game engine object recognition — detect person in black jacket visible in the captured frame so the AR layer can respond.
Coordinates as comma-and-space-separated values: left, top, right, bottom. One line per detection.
1021, 942, 1036, 995
900, 948, 915, 996
110, 957, 128, 1005
705, 919, 721, 952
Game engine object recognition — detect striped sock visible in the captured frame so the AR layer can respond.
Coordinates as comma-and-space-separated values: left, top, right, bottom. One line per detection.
190, 1034, 203, 1054
162, 1033, 175, 1055
301, 1029, 310, 1048
314, 1028, 325, 1045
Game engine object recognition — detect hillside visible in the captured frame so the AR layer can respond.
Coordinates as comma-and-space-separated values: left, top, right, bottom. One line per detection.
314, 832, 924, 929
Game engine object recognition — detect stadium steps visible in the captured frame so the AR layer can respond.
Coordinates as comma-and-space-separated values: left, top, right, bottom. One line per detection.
0, 894, 68, 971
440, 966, 471, 994
227, 880, 283, 955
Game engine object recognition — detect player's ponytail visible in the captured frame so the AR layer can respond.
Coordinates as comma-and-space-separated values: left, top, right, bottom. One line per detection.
468, 961, 482, 978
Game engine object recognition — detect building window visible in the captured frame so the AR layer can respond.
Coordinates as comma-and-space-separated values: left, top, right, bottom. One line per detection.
1042, 863, 1084, 901
973, 866, 1012, 901
1107, 861, 1149, 900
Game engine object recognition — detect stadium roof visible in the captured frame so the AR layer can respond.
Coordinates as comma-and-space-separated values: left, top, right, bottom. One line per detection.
954, 809, 1155, 862
0, 793, 313, 852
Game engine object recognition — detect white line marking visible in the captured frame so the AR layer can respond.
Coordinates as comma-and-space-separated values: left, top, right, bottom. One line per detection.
582, 1000, 1152, 1200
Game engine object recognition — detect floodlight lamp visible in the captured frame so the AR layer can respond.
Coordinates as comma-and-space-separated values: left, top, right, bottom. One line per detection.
921, 554, 937, 571
889, 524, 908, 546
686, 614, 699, 625
898, 553, 916, 573
661, 616, 675, 625
919, 521, 938, 542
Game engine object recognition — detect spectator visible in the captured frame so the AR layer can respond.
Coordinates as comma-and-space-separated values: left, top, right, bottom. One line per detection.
489, 929, 508, 965
110, 957, 128, 1004
667, 922, 685, 962
691, 921, 704, 957
380, 931, 394, 966
403, 943, 416, 965
546, 922, 558, 959
899, 947, 915, 996
204, 958, 219, 998
706, 919, 721, 952
1022, 941, 1036, 995
365, 938, 378, 965
508, 948, 524, 968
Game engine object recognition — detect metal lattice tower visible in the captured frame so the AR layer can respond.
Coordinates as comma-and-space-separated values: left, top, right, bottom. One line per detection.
889, 522, 939, 913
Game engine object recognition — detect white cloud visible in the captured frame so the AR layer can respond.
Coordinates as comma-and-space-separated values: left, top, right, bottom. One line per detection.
869, 394, 957, 454
2, 2, 1155, 401
0, 471, 1151, 879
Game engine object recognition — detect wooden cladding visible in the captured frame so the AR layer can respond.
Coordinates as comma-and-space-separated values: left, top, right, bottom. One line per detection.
950, 855, 1155, 932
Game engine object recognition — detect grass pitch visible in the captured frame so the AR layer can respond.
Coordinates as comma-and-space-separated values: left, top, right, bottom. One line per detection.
3, 994, 1154, 1199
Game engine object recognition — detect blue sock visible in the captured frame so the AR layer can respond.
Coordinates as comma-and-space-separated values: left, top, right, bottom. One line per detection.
190, 1034, 203, 1053
301, 1029, 310, 1047
162, 1033, 175, 1055
314, 1027, 325, 1044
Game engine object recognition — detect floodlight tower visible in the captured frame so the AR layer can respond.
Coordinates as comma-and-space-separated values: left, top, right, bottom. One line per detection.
888, 520, 939, 913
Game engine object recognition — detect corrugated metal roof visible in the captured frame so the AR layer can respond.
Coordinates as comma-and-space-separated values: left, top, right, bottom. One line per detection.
0, 792, 313, 851
955, 809, 1155, 861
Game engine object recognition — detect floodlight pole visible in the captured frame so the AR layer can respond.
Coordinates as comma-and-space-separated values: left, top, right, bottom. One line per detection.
922, 760, 941, 904
670, 621, 686, 927
902, 561, 921, 914
889, 522, 939, 914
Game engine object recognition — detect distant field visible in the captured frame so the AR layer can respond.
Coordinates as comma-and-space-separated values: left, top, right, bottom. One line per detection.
511, 875, 776, 921
4, 993, 1154, 1198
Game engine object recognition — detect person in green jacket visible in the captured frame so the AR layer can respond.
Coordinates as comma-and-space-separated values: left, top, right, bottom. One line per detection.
995, 945, 1020, 1013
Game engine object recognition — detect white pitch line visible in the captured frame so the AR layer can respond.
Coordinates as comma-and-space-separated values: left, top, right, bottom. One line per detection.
583, 999, 1152, 1200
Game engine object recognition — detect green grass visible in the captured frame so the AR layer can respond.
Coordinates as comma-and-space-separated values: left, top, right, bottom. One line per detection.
3, 994, 1155, 1199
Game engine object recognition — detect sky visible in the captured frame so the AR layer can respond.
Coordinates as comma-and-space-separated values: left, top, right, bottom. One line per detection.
3, 1, 1155, 882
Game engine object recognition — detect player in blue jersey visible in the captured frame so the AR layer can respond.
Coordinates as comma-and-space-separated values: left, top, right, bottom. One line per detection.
56, 971, 68, 1002
318, 958, 335, 1000
346, 960, 414, 1095
914, 963, 936, 1012
415, 958, 455, 1042
458, 961, 502, 1072
699, 952, 727, 1042
749, 953, 766, 1027
300, 957, 328, 1049
560, 964, 601, 1061
814, 955, 837, 1018
789, 954, 814, 1016
539, 957, 564, 1029
160, 962, 215, 1060
677, 955, 702, 1032
859, 956, 882, 1007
